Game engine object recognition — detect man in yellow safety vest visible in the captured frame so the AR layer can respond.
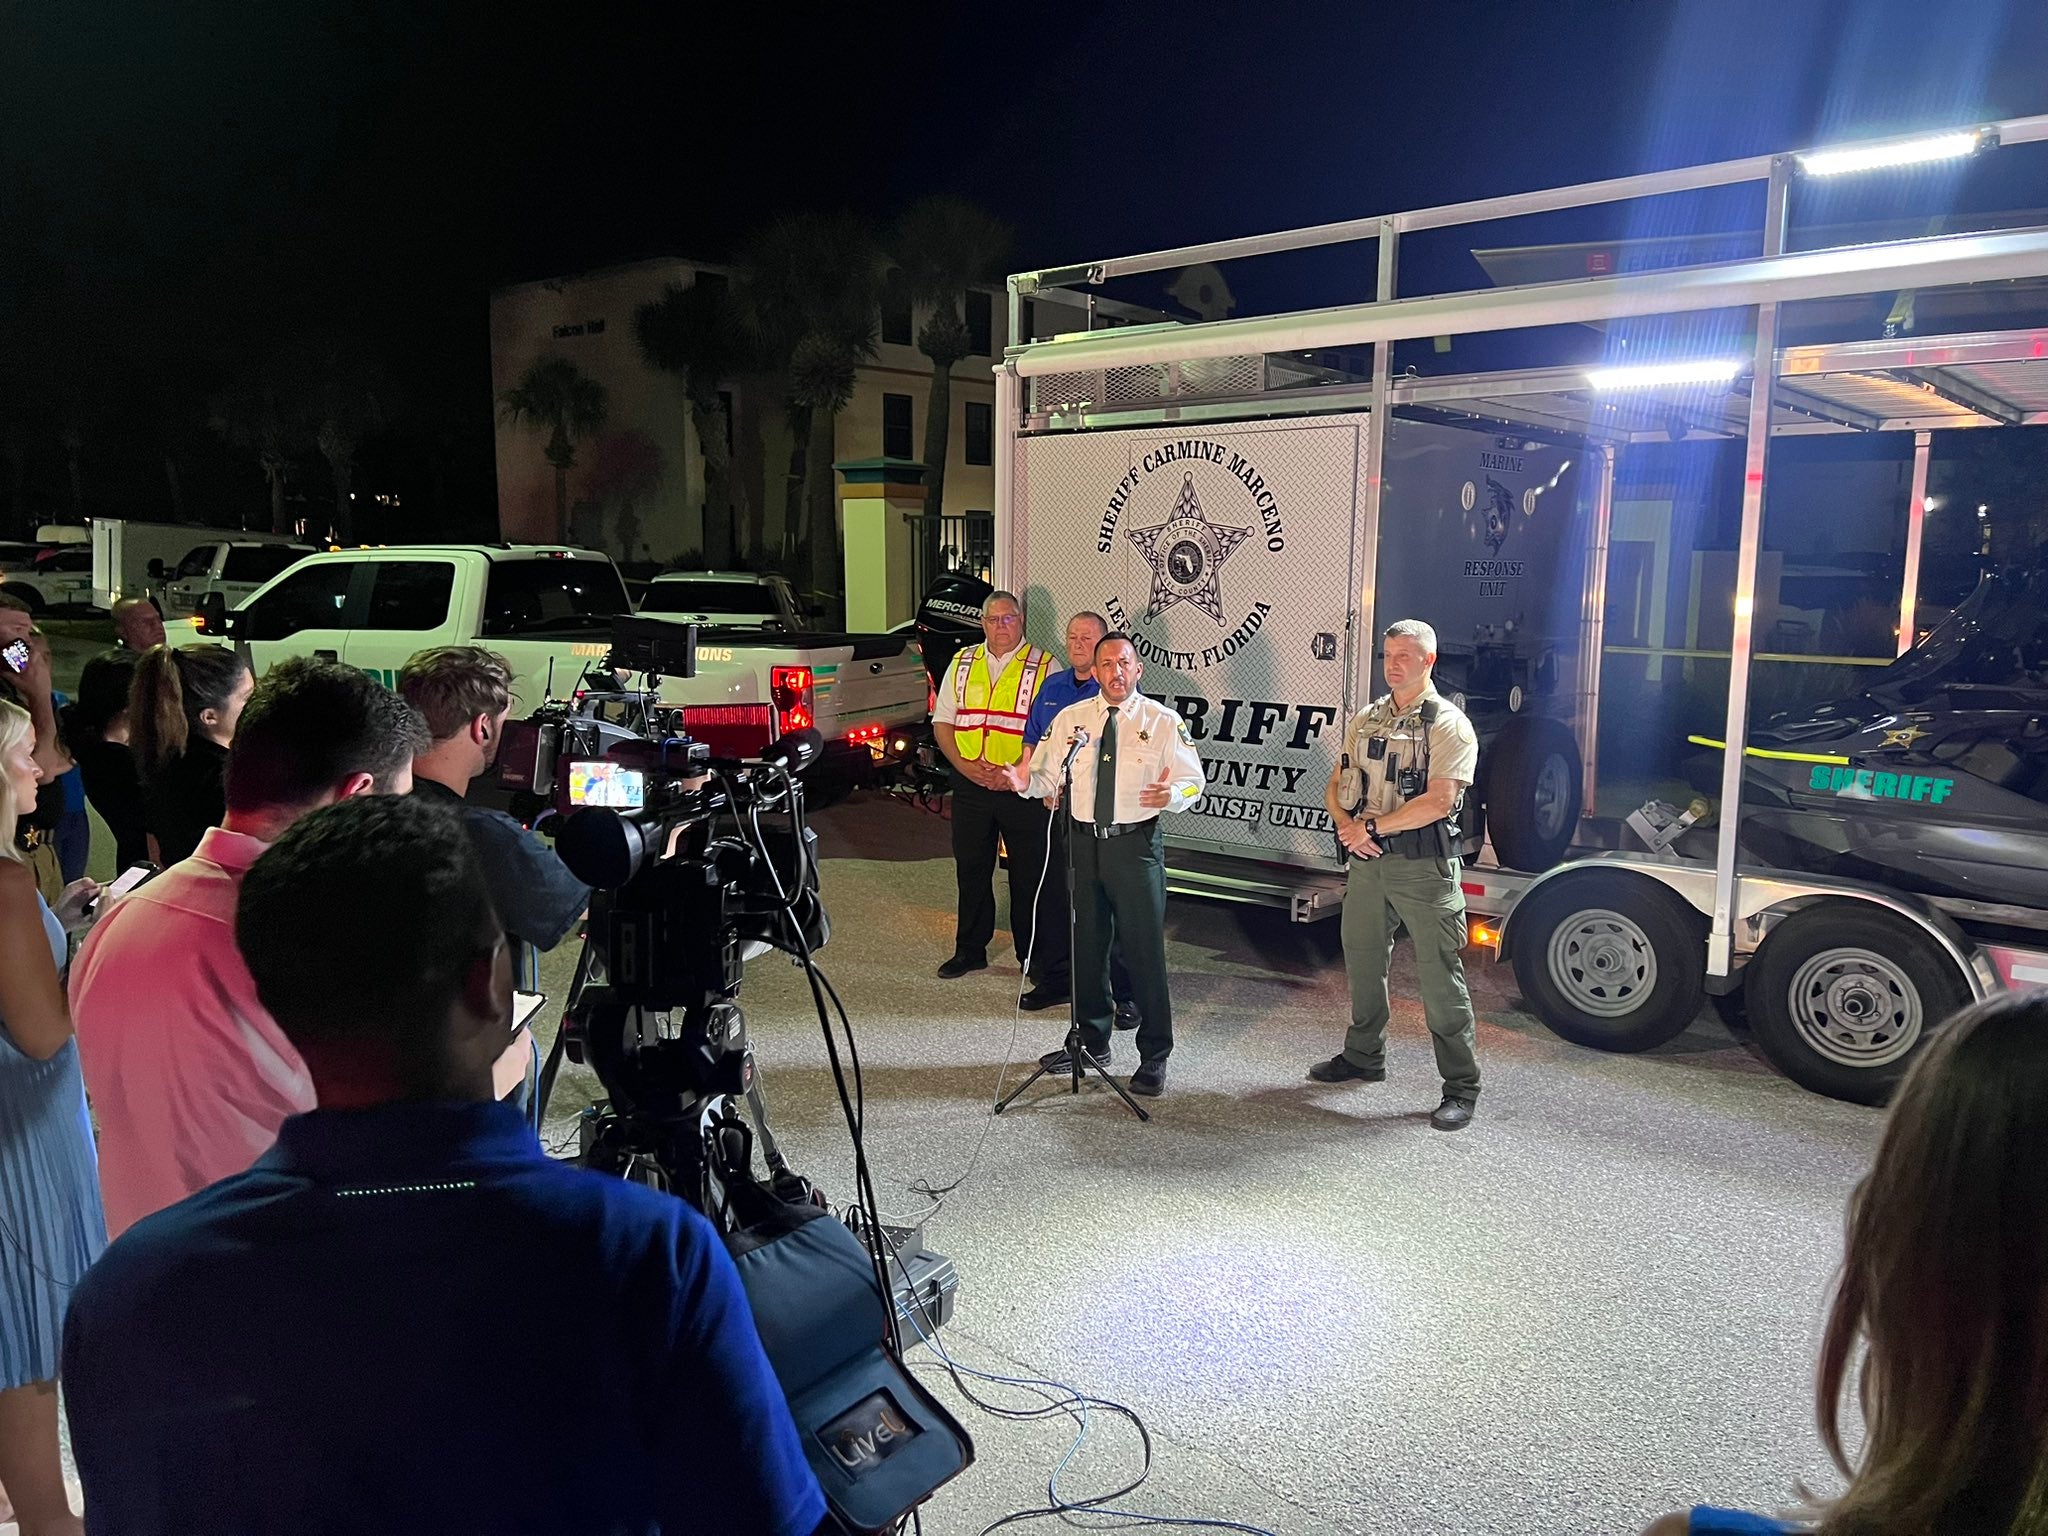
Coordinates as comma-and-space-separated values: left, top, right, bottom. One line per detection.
931, 590, 1064, 1002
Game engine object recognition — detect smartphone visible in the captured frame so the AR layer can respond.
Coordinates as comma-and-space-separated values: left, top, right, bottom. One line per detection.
567, 761, 646, 809
85, 863, 156, 915
1, 639, 28, 674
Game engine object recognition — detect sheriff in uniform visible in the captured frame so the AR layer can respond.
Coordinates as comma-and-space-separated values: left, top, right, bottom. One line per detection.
1310, 619, 1483, 1130
1023, 633, 1204, 1098
931, 590, 1064, 990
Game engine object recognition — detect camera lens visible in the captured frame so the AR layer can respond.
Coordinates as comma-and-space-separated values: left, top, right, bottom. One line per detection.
557, 808, 653, 889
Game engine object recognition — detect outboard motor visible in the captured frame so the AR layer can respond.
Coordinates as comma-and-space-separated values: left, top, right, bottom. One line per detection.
914, 572, 993, 694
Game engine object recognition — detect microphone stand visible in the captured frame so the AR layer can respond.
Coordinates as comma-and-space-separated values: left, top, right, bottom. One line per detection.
995, 736, 1150, 1122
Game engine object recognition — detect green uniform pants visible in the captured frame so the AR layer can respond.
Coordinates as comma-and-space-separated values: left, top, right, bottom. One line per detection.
1069, 817, 1173, 1064
1340, 851, 1481, 1099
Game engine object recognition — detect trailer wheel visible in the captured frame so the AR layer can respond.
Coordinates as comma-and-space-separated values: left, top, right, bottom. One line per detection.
1744, 903, 1971, 1105
1510, 871, 1705, 1052
1480, 715, 1582, 871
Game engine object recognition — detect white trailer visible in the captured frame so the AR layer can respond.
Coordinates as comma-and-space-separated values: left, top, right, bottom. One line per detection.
996, 115, 2048, 1105
89, 518, 310, 612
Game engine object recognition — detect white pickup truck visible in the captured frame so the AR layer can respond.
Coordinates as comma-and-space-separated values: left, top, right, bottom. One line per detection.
196, 544, 931, 780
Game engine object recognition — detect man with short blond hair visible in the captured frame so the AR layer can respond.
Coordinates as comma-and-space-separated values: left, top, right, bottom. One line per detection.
1310, 618, 1483, 1131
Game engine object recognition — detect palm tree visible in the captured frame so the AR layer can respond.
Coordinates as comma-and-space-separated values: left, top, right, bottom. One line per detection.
889, 197, 1012, 519
315, 356, 386, 544
738, 214, 883, 605
499, 356, 608, 544
633, 279, 748, 568
210, 368, 305, 534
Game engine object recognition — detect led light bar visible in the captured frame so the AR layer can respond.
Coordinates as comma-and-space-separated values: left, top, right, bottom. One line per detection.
1797, 128, 1988, 177
1584, 359, 1742, 390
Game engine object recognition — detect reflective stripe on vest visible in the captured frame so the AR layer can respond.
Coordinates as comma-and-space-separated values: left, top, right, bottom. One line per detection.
951, 644, 1050, 766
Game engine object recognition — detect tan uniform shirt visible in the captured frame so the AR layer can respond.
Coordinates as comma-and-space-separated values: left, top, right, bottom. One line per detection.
1339, 684, 1479, 818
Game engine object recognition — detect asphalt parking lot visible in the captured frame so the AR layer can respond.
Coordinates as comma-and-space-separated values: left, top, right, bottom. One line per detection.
535, 789, 1877, 1536
36, 619, 1876, 1533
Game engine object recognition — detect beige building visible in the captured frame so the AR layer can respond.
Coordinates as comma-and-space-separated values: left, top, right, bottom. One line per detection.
489, 258, 1163, 596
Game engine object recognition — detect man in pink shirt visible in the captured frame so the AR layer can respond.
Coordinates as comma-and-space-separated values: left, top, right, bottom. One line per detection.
70, 658, 428, 1236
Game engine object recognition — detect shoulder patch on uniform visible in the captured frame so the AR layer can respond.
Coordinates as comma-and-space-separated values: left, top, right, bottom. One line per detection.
1176, 718, 1192, 741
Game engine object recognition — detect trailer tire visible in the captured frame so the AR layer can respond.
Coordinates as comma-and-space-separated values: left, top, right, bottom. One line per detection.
1510, 871, 1706, 1053
1744, 903, 1971, 1105
1480, 715, 1581, 872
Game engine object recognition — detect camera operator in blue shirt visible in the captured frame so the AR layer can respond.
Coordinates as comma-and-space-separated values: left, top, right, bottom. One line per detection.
61, 794, 829, 1536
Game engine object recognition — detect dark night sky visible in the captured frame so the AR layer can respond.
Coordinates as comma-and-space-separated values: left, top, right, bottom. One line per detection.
7, 0, 2048, 520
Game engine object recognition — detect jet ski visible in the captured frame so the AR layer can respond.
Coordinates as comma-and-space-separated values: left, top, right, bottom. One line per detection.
1689, 568, 2048, 910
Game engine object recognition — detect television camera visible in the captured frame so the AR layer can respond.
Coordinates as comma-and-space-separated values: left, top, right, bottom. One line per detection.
496, 615, 831, 1220
502, 616, 974, 1531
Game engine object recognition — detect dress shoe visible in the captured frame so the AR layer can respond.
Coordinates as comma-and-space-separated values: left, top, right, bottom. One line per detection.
1129, 1060, 1167, 1097
1113, 1002, 1140, 1031
1430, 1096, 1476, 1132
1019, 985, 1070, 1012
1307, 1054, 1386, 1084
936, 952, 987, 979
1038, 1043, 1110, 1072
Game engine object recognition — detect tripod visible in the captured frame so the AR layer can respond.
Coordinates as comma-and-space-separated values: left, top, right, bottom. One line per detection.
995, 746, 1150, 1123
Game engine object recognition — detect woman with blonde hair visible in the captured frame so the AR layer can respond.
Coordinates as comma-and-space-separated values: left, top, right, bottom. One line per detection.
1646, 989, 2048, 1534
0, 700, 102, 1535
129, 642, 252, 866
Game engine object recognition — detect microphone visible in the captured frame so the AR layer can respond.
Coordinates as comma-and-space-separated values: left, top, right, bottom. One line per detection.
1059, 727, 1092, 775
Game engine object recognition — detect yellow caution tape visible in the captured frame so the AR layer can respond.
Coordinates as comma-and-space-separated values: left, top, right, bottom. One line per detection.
1687, 734, 1850, 766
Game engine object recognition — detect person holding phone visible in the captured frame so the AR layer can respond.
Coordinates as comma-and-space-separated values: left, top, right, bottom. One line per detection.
0, 698, 102, 1536
129, 643, 253, 867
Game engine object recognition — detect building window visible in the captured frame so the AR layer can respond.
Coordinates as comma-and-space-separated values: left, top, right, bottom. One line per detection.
881, 272, 913, 347
883, 393, 914, 460
964, 401, 993, 466
966, 290, 993, 356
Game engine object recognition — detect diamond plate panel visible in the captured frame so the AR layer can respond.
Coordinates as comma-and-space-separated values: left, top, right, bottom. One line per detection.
1012, 416, 1367, 865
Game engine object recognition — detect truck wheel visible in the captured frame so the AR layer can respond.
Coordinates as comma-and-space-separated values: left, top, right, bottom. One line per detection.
1510, 871, 1706, 1052
1744, 903, 1971, 1105
1480, 715, 1582, 871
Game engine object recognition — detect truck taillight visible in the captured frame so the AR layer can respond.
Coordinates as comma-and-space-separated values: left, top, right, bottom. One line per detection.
770, 665, 814, 735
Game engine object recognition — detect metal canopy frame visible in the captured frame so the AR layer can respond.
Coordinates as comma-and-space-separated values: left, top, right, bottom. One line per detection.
993, 116, 2048, 973
1385, 325, 2048, 442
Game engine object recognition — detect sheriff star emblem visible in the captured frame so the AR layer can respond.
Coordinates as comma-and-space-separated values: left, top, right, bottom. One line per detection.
1881, 725, 1928, 749
1125, 474, 1250, 623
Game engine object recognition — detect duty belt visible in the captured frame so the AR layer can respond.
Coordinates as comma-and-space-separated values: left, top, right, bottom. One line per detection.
1374, 820, 1456, 859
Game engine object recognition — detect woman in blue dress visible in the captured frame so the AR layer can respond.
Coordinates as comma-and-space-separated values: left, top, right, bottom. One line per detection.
0, 699, 103, 1536
1643, 989, 2048, 1535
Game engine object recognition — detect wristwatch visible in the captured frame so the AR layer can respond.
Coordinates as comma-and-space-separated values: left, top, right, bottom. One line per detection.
1363, 818, 1379, 841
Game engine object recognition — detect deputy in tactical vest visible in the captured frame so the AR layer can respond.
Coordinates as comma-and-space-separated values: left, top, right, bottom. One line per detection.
1309, 619, 1483, 1131
931, 590, 1067, 1000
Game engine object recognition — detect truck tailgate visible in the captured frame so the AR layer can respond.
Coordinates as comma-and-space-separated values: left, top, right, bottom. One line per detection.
716, 630, 929, 731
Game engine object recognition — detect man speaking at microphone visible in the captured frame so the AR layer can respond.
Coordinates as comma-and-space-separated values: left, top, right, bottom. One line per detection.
1021, 634, 1204, 1098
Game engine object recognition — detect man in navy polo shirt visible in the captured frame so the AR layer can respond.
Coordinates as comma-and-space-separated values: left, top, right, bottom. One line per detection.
62, 794, 828, 1536
1009, 609, 1136, 1027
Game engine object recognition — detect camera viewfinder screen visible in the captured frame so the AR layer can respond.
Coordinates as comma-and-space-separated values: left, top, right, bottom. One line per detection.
568, 761, 646, 808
